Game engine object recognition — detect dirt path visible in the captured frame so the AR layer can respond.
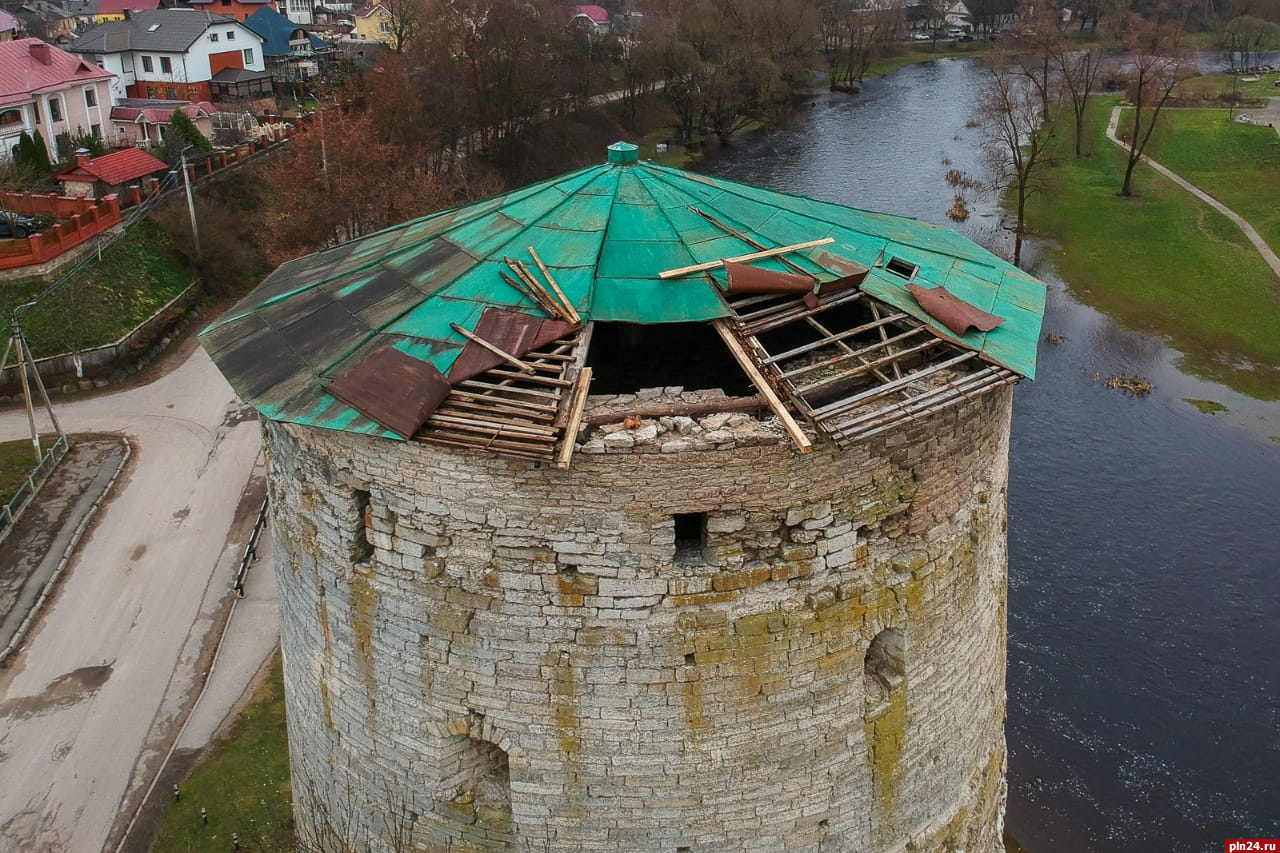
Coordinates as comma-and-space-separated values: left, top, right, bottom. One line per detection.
1106, 105, 1280, 278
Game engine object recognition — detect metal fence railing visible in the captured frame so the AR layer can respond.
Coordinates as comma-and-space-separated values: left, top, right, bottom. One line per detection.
232, 497, 269, 597
0, 433, 69, 542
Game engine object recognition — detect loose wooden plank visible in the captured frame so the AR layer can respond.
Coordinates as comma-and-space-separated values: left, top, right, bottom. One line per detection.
713, 320, 812, 453
556, 367, 593, 469
658, 238, 836, 280
450, 323, 536, 374
528, 246, 582, 325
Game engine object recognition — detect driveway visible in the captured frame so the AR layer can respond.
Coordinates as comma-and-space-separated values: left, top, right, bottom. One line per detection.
0, 343, 269, 852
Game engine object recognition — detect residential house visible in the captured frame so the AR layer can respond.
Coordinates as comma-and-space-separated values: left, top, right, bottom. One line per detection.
0, 38, 115, 161
73, 9, 272, 103
0, 8, 23, 40
568, 5, 609, 37
245, 6, 329, 82
278, 0, 312, 25
109, 96, 214, 145
186, 0, 278, 25
16, 2, 78, 43
93, 0, 163, 23
351, 1, 393, 45
55, 146, 168, 196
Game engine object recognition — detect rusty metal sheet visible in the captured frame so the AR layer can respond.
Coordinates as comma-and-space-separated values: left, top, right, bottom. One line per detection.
328, 346, 451, 439
907, 283, 1005, 337
724, 261, 815, 295
447, 308, 579, 384
811, 251, 870, 284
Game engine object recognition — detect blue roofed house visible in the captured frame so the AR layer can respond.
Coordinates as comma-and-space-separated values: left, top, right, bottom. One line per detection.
245, 6, 331, 83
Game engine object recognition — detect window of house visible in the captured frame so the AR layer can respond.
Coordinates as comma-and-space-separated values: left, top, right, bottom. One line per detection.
90, 123, 101, 138
227, 30, 235, 39
84, 88, 96, 107
160, 56, 172, 74
379, 20, 389, 32
48, 98, 61, 122
243, 47, 254, 64
141, 55, 153, 72
165, 86, 178, 99
210, 32, 219, 41
0, 109, 21, 127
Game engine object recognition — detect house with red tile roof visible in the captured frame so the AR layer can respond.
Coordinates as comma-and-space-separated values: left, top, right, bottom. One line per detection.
0, 38, 115, 162
569, 4, 610, 36
110, 97, 215, 145
56, 147, 169, 196
186, 0, 279, 25
94, 0, 163, 23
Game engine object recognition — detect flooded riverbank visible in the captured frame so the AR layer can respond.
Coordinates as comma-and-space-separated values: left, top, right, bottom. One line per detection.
702, 59, 1280, 851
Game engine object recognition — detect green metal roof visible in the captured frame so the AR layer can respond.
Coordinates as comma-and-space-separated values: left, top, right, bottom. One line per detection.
201, 143, 1046, 440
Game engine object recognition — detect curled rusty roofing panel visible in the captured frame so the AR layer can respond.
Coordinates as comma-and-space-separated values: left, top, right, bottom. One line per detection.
201, 143, 1046, 441
328, 346, 451, 439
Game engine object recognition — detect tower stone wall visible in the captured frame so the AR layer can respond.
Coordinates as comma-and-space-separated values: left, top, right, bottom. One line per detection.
266, 387, 1012, 852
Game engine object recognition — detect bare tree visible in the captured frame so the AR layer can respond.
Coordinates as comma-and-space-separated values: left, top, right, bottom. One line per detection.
381, 0, 425, 53
1117, 14, 1190, 197
982, 53, 1057, 267
1055, 43, 1111, 157
1215, 13, 1280, 71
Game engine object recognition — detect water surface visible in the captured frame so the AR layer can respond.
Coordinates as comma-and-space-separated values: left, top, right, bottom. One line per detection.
702, 59, 1280, 852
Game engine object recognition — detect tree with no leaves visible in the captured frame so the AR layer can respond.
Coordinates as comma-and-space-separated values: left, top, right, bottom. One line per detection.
981, 53, 1058, 268
1117, 13, 1190, 197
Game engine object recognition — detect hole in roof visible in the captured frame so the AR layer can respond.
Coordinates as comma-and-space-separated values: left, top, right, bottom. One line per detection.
584, 322, 753, 396
885, 257, 917, 280
147, 23, 160, 31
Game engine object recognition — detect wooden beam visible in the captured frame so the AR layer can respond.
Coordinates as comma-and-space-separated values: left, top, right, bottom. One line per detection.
450, 323, 536, 374
528, 246, 581, 325
712, 320, 812, 453
658, 238, 836, 280
556, 367, 593, 469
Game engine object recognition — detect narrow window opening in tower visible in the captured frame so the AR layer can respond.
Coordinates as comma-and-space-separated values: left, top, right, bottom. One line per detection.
864, 627, 905, 710
585, 322, 754, 396
673, 512, 706, 560
456, 738, 511, 808
350, 489, 373, 563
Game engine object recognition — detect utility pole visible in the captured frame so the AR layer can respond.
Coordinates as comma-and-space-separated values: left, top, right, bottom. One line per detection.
180, 149, 200, 259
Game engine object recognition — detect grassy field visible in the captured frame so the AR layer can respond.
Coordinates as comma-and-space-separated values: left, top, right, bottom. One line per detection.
1025, 95, 1280, 399
0, 225, 192, 360
0, 438, 39, 504
1142, 107, 1280, 250
1175, 71, 1280, 105
151, 654, 294, 852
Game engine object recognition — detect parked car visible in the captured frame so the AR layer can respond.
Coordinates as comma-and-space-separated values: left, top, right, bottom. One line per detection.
0, 210, 39, 239
957, 33, 974, 41
912, 32, 931, 41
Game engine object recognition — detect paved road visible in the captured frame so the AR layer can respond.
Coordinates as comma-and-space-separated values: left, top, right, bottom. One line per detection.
0, 345, 269, 852
1106, 105, 1280, 278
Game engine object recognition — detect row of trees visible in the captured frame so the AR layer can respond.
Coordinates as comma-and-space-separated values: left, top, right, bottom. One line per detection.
981, 3, 1194, 266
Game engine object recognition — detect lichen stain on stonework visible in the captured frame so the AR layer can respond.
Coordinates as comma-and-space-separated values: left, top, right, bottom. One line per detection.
866, 681, 907, 848
350, 575, 380, 733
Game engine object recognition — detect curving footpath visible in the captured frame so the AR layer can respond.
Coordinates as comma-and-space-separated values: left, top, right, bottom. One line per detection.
1106, 105, 1280, 278
0, 344, 278, 853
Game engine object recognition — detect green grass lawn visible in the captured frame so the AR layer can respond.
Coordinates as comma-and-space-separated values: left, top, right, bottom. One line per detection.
151, 653, 294, 852
1026, 96, 1280, 399
0, 438, 39, 505
0, 225, 192, 360
1175, 71, 1280, 105
1141, 107, 1280, 250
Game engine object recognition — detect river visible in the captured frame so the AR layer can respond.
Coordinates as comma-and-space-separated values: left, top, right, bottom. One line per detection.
701, 59, 1280, 852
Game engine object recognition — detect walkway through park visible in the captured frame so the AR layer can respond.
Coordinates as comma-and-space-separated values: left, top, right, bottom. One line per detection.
1105, 104, 1280, 279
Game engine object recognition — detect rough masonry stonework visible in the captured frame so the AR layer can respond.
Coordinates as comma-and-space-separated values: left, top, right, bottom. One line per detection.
266, 386, 1013, 852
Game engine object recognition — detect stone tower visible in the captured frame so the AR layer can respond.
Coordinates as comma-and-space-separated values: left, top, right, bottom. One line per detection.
204, 143, 1044, 852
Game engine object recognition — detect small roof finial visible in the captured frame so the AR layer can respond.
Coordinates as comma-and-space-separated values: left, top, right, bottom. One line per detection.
607, 141, 638, 165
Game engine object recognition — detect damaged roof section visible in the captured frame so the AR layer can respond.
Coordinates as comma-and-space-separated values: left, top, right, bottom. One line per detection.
201, 142, 1047, 461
